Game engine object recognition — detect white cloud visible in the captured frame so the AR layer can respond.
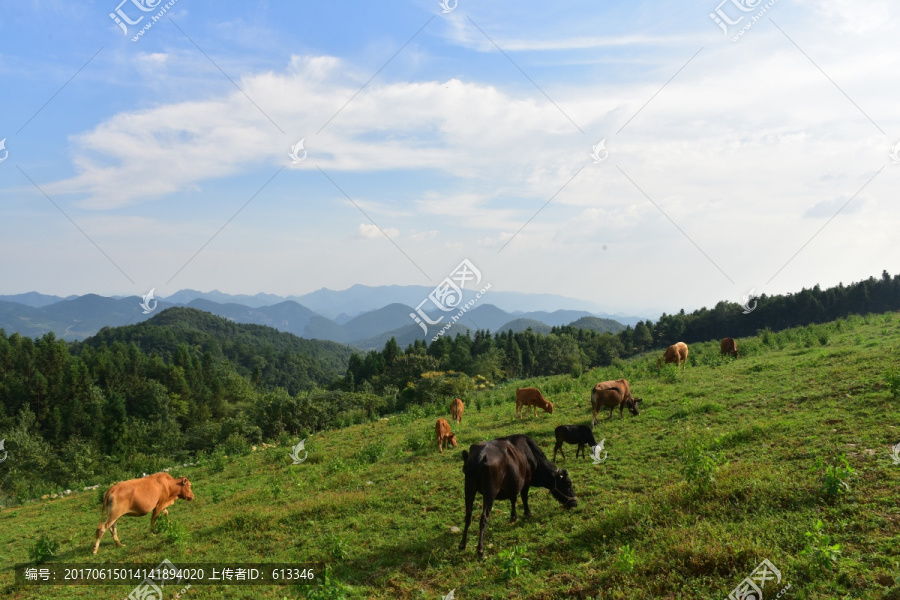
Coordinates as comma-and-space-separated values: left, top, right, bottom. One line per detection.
357, 223, 398, 239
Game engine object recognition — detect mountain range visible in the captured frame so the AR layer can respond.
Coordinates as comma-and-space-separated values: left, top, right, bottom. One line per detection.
0, 288, 636, 349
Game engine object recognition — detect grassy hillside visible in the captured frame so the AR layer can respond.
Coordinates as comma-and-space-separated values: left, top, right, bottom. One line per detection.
3, 313, 899, 599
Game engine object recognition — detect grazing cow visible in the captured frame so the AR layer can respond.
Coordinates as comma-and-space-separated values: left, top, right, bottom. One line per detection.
435, 418, 458, 453
92, 472, 194, 554
459, 434, 576, 557
720, 337, 739, 358
450, 398, 465, 425
515, 387, 554, 419
590, 387, 641, 426
657, 342, 689, 370
553, 425, 597, 461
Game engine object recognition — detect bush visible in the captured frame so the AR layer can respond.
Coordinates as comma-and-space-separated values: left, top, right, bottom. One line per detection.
29, 535, 59, 564
326, 458, 351, 475
812, 455, 854, 497
615, 544, 637, 574
208, 450, 227, 474
801, 519, 841, 572
498, 545, 530, 580
680, 437, 725, 494
885, 367, 900, 400
153, 514, 188, 551
306, 567, 350, 600
659, 366, 679, 384
403, 425, 433, 453
219, 433, 252, 458
356, 439, 387, 464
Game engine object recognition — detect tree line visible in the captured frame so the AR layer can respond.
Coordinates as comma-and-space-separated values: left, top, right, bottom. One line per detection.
345, 271, 900, 388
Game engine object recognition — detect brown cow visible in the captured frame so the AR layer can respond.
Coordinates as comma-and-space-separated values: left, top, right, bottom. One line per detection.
450, 398, 465, 424
435, 418, 458, 453
657, 342, 689, 370
92, 472, 194, 554
590, 379, 642, 426
515, 387, 554, 419
720, 337, 738, 358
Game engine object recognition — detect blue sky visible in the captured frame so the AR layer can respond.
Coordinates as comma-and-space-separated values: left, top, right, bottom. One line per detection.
1, 0, 898, 315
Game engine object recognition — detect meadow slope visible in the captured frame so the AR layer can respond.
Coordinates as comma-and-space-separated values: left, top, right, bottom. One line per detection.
2, 313, 899, 599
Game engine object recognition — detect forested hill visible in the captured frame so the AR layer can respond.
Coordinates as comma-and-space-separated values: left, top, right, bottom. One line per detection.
73, 307, 354, 393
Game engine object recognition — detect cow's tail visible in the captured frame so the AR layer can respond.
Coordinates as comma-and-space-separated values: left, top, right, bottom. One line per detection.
99, 488, 113, 518
460, 450, 469, 472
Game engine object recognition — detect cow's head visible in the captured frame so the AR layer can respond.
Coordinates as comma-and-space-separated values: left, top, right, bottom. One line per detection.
547, 402, 555, 415
549, 468, 577, 509
449, 433, 458, 448
178, 477, 194, 501
627, 397, 642, 416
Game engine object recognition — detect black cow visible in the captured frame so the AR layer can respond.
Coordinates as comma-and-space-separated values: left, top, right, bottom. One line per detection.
459, 434, 577, 558
553, 425, 597, 461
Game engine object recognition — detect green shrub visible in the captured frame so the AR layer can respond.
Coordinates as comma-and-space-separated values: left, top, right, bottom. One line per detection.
208, 450, 227, 473
885, 367, 900, 400
29, 535, 59, 564
498, 545, 530, 580
306, 567, 350, 600
680, 437, 725, 494
659, 366, 679, 384
403, 424, 433, 453
356, 439, 387, 464
326, 458, 351, 475
812, 455, 854, 497
152, 513, 187, 550
219, 433, 252, 457
615, 544, 637, 574
801, 519, 841, 572
326, 533, 350, 560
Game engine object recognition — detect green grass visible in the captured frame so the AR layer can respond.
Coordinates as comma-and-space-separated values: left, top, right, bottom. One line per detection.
2, 314, 900, 598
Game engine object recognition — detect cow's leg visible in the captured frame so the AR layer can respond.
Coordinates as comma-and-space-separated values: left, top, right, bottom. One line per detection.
509, 497, 517, 522
521, 486, 531, 518
111, 521, 125, 547
151, 506, 166, 531
576, 443, 584, 459
92, 519, 110, 554
553, 440, 563, 462
592, 409, 598, 429
459, 482, 476, 551
477, 495, 494, 559
620, 404, 625, 419
438, 438, 443, 453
